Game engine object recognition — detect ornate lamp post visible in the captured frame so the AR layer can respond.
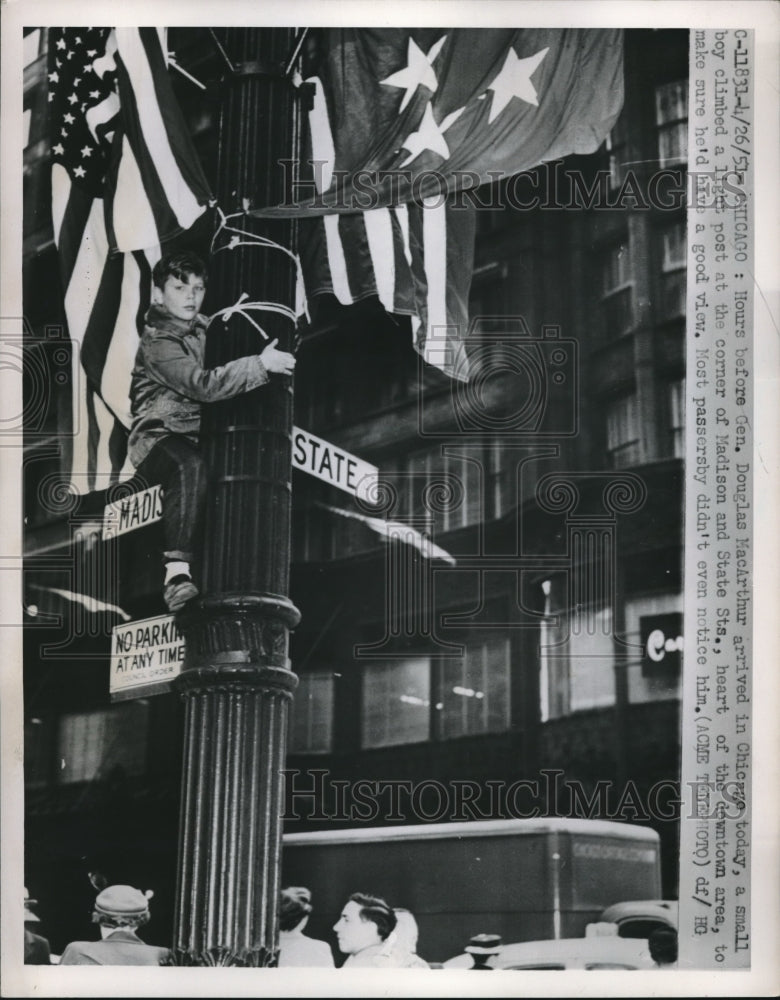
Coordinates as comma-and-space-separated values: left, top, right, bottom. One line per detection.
172, 27, 302, 966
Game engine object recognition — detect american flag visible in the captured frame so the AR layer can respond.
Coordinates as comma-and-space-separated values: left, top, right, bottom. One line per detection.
289, 28, 624, 381
48, 27, 212, 491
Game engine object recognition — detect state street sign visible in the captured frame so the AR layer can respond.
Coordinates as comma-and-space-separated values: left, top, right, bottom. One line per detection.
110, 613, 185, 701
102, 428, 379, 538
292, 427, 378, 502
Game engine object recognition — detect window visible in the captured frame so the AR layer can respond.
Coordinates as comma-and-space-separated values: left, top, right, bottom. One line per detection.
57, 702, 150, 784
606, 394, 641, 468
601, 242, 632, 295
23, 29, 41, 69
361, 658, 431, 748
24, 716, 54, 788
488, 440, 507, 519
666, 379, 685, 459
541, 588, 617, 721
605, 114, 628, 189
656, 80, 688, 166
599, 242, 633, 339
659, 220, 687, 320
289, 670, 334, 754
404, 445, 483, 533
662, 220, 686, 271
435, 637, 511, 739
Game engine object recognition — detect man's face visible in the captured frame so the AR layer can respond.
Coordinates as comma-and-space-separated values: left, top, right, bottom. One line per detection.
333, 900, 382, 955
155, 273, 206, 321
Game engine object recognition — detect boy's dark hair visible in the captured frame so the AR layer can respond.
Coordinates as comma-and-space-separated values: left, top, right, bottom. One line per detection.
152, 252, 208, 290
349, 893, 397, 942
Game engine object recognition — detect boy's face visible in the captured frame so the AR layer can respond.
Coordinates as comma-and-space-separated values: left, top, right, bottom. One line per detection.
154, 272, 206, 321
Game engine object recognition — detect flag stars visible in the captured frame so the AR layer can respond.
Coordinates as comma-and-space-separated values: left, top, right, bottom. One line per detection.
381, 35, 447, 112
400, 102, 450, 165
81, 145, 93, 157
73, 165, 86, 178
52, 143, 64, 156
63, 112, 75, 124
48, 71, 59, 83
90, 90, 100, 99
87, 50, 97, 58
486, 46, 549, 123
68, 92, 78, 105
56, 37, 66, 50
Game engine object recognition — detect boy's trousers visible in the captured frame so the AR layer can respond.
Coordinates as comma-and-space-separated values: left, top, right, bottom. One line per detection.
135, 435, 208, 563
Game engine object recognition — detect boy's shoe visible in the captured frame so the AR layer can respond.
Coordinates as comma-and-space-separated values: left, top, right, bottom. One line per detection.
164, 575, 198, 613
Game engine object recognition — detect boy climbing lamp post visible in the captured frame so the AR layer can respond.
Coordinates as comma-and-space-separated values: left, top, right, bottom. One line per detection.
171, 28, 302, 966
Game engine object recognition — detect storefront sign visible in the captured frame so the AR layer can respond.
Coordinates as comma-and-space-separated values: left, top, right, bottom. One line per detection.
641, 612, 683, 676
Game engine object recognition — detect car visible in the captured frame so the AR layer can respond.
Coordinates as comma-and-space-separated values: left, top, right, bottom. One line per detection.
442, 936, 656, 971
600, 899, 679, 938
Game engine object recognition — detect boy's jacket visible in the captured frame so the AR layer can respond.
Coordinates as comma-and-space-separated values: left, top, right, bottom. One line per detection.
128, 304, 268, 467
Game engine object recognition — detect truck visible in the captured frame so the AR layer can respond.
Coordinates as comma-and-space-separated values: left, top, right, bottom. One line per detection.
281, 817, 663, 963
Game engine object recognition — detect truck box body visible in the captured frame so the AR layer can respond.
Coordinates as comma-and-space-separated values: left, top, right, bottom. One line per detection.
282, 817, 662, 963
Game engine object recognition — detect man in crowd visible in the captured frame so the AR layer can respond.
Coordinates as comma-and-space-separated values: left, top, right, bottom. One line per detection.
333, 893, 399, 968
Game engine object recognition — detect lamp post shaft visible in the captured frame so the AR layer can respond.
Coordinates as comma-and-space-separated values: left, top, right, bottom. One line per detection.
172, 27, 301, 967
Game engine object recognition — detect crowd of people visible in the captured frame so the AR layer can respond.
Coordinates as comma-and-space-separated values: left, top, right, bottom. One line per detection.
24, 882, 678, 970
23, 883, 435, 968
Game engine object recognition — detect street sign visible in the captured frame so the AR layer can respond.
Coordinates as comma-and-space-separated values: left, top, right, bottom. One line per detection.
292, 427, 378, 501
102, 429, 379, 539
110, 613, 185, 701
103, 484, 163, 540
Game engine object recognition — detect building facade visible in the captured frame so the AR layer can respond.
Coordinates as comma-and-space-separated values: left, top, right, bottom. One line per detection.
21, 28, 687, 952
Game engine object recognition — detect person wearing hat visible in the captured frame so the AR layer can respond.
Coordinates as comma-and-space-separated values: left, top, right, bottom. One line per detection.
59, 885, 171, 966
24, 889, 51, 965
277, 886, 334, 967
464, 932, 503, 970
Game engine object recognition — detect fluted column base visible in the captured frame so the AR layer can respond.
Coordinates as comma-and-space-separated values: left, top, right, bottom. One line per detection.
171, 598, 299, 967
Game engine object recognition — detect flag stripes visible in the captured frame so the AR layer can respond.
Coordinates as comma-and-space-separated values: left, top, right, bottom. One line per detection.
49, 26, 212, 492
108, 28, 210, 253
301, 67, 475, 379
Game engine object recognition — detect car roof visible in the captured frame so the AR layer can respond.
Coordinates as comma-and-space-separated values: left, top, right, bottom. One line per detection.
489, 937, 656, 970
600, 900, 679, 928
